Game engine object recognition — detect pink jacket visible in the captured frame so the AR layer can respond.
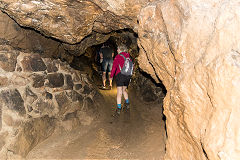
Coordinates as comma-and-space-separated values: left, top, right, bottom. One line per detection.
110, 52, 130, 78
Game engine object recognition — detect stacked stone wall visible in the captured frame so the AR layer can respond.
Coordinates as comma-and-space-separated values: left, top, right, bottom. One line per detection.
0, 44, 101, 158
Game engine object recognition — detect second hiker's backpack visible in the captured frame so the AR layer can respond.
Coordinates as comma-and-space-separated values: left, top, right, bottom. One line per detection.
119, 54, 134, 76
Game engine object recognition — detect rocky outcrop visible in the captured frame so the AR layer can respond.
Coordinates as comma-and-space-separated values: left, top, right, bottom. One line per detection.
0, 10, 60, 57
0, 0, 146, 44
0, 44, 101, 158
138, 0, 240, 159
0, 10, 112, 61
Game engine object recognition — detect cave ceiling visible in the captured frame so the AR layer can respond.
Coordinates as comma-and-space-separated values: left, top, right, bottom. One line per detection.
0, 0, 149, 44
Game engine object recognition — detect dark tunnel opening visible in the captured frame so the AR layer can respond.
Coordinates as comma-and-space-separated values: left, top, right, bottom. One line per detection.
68, 28, 167, 139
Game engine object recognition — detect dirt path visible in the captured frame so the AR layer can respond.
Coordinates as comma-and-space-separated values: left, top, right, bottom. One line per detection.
26, 85, 166, 159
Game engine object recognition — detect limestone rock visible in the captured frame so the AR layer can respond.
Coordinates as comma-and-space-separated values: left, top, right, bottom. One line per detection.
43, 92, 53, 100
0, 11, 60, 57
0, 89, 26, 116
0, 10, 109, 60
34, 99, 54, 115
65, 74, 74, 90
8, 116, 55, 157
83, 85, 92, 95
55, 92, 69, 110
0, 132, 8, 151
0, 50, 18, 72
0, 76, 8, 87
44, 59, 58, 73
66, 90, 83, 104
2, 113, 21, 127
0, 0, 152, 44
0, 44, 101, 159
25, 87, 38, 104
84, 97, 97, 116
132, 70, 164, 103
138, 0, 240, 159
0, 0, 111, 44
2, 0, 240, 159
21, 55, 47, 72
47, 73, 64, 88
32, 74, 46, 88
74, 84, 82, 90
0, 104, 2, 130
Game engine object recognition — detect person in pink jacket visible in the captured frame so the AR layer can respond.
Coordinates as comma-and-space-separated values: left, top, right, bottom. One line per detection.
110, 44, 132, 114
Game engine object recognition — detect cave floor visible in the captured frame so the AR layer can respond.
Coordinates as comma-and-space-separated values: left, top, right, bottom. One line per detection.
26, 84, 166, 159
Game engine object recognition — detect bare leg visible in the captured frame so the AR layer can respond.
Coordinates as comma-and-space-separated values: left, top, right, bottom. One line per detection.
102, 72, 106, 87
117, 87, 123, 105
108, 72, 112, 88
122, 86, 128, 100
108, 72, 111, 81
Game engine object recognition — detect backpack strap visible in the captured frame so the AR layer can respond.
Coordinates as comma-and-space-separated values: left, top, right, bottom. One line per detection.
119, 54, 126, 60
118, 54, 126, 71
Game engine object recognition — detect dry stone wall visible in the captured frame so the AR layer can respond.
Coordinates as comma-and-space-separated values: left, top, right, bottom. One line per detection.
0, 44, 101, 159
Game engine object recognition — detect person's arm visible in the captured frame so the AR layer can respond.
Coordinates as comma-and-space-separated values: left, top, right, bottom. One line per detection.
110, 56, 118, 80
112, 52, 114, 58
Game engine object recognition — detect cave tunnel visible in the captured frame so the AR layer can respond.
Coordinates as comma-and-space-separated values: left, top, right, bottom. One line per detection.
0, 10, 167, 159
1, 1, 240, 159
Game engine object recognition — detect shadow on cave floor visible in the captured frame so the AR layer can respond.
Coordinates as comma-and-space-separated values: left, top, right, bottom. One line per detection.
26, 76, 166, 159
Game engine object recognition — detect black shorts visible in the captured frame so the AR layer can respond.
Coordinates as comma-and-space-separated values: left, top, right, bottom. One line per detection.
116, 73, 131, 87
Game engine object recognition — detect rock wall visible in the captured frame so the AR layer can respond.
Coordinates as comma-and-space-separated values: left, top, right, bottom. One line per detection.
131, 69, 165, 104
1, 0, 240, 160
137, 1, 240, 160
0, 10, 110, 61
0, 44, 101, 159
0, 0, 145, 44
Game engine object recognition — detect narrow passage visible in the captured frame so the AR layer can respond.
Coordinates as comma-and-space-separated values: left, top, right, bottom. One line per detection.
27, 84, 166, 159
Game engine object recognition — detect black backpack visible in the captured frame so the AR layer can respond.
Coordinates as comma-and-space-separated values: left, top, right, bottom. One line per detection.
119, 54, 134, 76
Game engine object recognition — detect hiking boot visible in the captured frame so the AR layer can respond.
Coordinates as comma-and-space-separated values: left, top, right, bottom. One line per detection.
116, 108, 121, 115
124, 102, 130, 110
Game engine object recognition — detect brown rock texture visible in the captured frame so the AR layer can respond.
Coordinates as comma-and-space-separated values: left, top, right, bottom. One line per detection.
0, 0, 145, 44
1, 0, 240, 159
138, 0, 240, 159
0, 11, 112, 60
0, 11, 60, 57
0, 44, 101, 158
